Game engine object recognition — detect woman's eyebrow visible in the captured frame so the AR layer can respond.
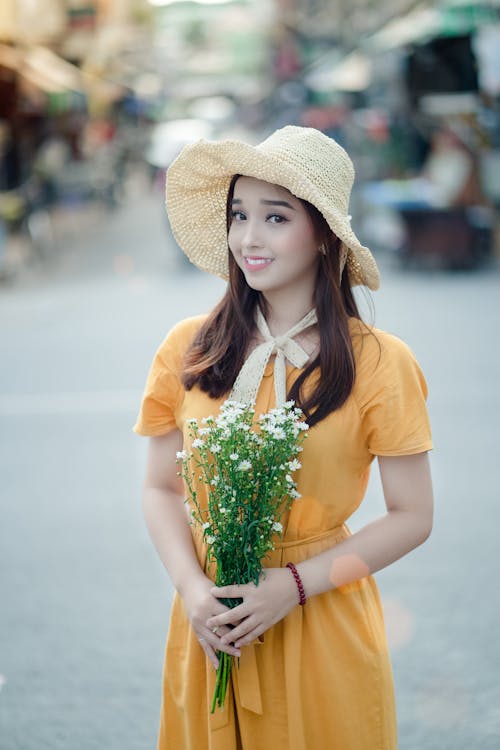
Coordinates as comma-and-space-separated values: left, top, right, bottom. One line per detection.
231, 198, 295, 210
261, 199, 296, 210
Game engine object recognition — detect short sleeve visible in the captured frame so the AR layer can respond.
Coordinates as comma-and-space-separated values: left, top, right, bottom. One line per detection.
355, 331, 433, 456
132, 316, 204, 437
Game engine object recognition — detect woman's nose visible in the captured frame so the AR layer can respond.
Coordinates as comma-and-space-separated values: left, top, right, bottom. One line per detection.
241, 219, 263, 249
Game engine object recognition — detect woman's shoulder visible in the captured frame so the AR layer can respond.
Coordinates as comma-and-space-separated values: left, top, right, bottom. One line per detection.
165, 314, 208, 344
349, 318, 424, 384
155, 314, 208, 366
348, 319, 432, 452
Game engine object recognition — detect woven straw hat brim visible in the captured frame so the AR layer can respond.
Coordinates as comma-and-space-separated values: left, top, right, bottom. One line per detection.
166, 136, 380, 290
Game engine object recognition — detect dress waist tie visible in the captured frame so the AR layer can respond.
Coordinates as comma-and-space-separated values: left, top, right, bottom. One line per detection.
231, 524, 349, 717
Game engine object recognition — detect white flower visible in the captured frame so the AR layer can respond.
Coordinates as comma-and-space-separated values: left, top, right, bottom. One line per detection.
219, 507, 228, 514
209, 444, 221, 454
285, 474, 294, 484
288, 459, 302, 471
210, 476, 220, 486
229, 452, 239, 461
199, 427, 211, 436
218, 400, 248, 426
272, 521, 283, 533
290, 489, 301, 499
221, 399, 244, 410
192, 438, 204, 449
206, 535, 216, 545
237, 460, 252, 471
202, 522, 210, 530
272, 427, 286, 440
176, 450, 187, 460
186, 417, 198, 425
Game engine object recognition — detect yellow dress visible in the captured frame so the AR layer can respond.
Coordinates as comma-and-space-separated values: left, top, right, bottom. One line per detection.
133, 315, 433, 750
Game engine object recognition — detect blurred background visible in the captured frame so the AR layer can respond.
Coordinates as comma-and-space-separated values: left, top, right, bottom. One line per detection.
0, 1, 499, 749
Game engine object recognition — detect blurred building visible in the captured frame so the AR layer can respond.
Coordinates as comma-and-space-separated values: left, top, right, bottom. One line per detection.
2, 0, 500, 247
0, 0, 150, 194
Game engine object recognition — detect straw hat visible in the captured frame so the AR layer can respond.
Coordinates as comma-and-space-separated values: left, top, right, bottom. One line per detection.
166, 125, 380, 290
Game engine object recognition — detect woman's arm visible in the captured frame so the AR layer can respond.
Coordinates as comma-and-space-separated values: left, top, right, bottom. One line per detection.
209, 452, 434, 648
298, 451, 433, 595
142, 431, 241, 667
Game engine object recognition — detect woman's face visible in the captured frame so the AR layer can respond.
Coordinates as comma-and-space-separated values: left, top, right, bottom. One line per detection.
228, 176, 320, 301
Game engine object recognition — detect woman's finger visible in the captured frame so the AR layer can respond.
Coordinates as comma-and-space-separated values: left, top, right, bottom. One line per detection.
212, 597, 232, 615
207, 605, 246, 630
198, 637, 219, 669
211, 584, 248, 599
211, 624, 233, 638
198, 631, 240, 666
219, 616, 257, 646
204, 627, 241, 657
233, 625, 263, 648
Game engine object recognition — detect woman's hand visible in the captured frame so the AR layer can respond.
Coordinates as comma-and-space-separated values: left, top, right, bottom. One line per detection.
182, 575, 242, 668
206, 567, 298, 648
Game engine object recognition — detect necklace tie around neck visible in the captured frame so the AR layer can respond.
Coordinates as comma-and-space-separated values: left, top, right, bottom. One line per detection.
229, 307, 318, 406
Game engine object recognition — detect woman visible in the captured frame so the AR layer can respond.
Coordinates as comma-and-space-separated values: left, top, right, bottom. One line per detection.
134, 126, 434, 749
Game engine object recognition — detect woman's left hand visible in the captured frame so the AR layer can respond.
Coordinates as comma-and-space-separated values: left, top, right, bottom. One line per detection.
206, 567, 299, 648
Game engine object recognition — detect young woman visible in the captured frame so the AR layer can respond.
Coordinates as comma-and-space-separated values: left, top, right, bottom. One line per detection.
134, 126, 434, 750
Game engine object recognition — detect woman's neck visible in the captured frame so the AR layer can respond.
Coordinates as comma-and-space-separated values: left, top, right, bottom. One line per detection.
259, 293, 315, 337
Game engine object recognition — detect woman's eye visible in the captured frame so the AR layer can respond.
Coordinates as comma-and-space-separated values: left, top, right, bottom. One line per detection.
267, 214, 287, 224
230, 210, 246, 221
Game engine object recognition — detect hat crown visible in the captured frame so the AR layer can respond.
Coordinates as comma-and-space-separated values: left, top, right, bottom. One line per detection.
255, 126, 354, 215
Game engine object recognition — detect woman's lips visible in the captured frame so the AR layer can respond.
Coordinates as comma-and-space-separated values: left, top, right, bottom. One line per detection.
243, 256, 274, 271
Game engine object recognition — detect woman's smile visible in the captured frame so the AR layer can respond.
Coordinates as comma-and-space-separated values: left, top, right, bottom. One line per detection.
243, 255, 274, 271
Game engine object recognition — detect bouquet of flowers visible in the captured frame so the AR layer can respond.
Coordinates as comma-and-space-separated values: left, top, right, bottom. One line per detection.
177, 399, 308, 712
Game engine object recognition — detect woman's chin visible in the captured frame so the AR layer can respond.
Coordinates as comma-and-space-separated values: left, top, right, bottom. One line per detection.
241, 271, 271, 291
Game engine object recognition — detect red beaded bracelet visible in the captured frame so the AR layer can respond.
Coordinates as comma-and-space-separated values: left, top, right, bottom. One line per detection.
286, 562, 306, 606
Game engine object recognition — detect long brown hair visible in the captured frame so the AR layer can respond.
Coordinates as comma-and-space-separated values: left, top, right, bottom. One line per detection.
182, 176, 361, 427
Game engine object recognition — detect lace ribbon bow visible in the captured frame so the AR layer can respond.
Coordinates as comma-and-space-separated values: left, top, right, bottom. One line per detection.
229, 307, 318, 406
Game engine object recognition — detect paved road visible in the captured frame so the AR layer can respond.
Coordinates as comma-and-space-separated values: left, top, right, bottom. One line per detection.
0, 187, 499, 749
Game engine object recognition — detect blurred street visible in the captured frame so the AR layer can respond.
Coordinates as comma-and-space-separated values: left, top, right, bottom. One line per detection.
0, 185, 500, 750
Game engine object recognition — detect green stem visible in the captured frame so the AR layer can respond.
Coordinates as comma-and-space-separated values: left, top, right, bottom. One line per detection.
211, 656, 223, 714
221, 652, 232, 705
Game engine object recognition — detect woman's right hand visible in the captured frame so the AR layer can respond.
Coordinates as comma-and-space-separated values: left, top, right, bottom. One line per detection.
182, 575, 241, 669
